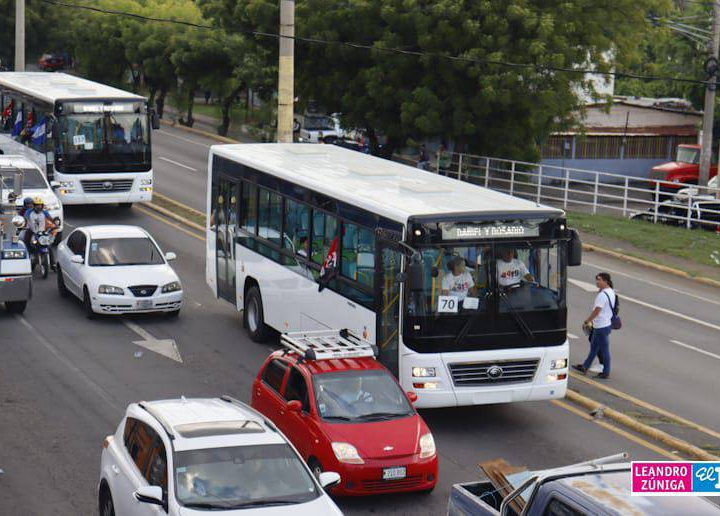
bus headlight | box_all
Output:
[550,359,567,370]
[419,433,436,458]
[412,367,436,378]
[331,442,364,464]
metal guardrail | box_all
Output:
[399,152,720,230]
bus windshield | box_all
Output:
[404,240,566,351]
[55,102,150,173]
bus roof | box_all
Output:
[0,72,145,104]
[210,143,564,223]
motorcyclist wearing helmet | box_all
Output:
[23,197,58,270]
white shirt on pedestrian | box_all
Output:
[496,258,529,287]
[442,270,474,300]
[593,288,616,329]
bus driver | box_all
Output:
[497,247,534,289]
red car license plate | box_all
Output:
[382,467,406,480]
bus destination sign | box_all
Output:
[441,222,540,240]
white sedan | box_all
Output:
[56,225,183,317]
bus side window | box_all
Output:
[239,181,257,234]
[341,222,375,287]
[312,211,337,265]
[284,199,309,253]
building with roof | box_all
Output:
[541,96,702,178]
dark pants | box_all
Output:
[583,325,611,375]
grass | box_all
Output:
[567,211,720,274]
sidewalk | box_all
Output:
[162,105,259,143]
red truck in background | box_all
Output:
[650,144,718,192]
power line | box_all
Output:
[39,0,713,86]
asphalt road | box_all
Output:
[1,126,719,515]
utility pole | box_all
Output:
[14,0,25,71]
[699,0,720,187]
[277,0,295,143]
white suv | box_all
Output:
[99,396,343,515]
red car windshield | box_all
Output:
[676,146,700,164]
[312,370,413,422]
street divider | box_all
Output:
[566,389,719,461]
[160,119,240,144]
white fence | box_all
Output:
[401,152,720,230]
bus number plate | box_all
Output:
[383,467,406,480]
[437,296,458,313]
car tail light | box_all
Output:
[103,436,114,449]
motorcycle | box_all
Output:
[28,229,55,279]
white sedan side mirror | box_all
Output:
[319,471,341,490]
[165,252,177,261]
[70,254,84,264]
[134,485,164,506]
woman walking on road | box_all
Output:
[573,272,618,380]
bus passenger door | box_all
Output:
[216,177,237,304]
[376,239,402,378]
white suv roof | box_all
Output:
[132,397,286,452]
[0,155,41,170]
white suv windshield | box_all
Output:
[174,444,319,509]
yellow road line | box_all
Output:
[570,371,720,441]
[134,205,205,242]
[551,400,680,461]
[153,191,206,218]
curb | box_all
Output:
[566,390,719,461]
[582,243,720,289]
[160,118,240,144]
[153,192,205,218]
[141,200,206,233]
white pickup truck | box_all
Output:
[448,454,720,516]
[0,166,32,314]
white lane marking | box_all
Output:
[568,333,579,339]
[569,278,720,333]
[16,315,122,411]
[159,156,197,171]
[124,321,183,363]
[670,339,720,361]
[155,129,211,148]
[578,260,720,307]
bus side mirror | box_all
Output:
[151,111,160,130]
[568,229,582,266]
[408,257,425,291]
[51,123,59,139]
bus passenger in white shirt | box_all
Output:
[496,248,534,289]
[442,256,476,301]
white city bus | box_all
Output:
[0,72,158,207]
[206,144,582,408]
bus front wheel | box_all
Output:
[244,286,270,343]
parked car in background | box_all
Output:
[297,113,340,143]
[56,225,183,317]
[674,175,718,201]
[99,397,343,515]
[252,330,438,496]
[630,198,720,229]
[37,53,65,71]
[650,144,718,193]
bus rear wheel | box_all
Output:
[244,286,270,343]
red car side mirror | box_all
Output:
[406,391,418,404]
[287,400,302,412]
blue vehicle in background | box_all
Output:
[1,164,32,313]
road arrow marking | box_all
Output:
[124,321,183,363]
[568,278,720,333]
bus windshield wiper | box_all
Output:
[454,291,492,345]
[499,291,535,340]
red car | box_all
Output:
[38,53,65,71]
[251,332,438,496]
[650,144,718,192]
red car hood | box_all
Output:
[652,162,695,173]
[324,415,424,459]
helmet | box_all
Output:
[32,196,44,205]
[23,197,33,206]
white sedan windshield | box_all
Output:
[88,237,164,266]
